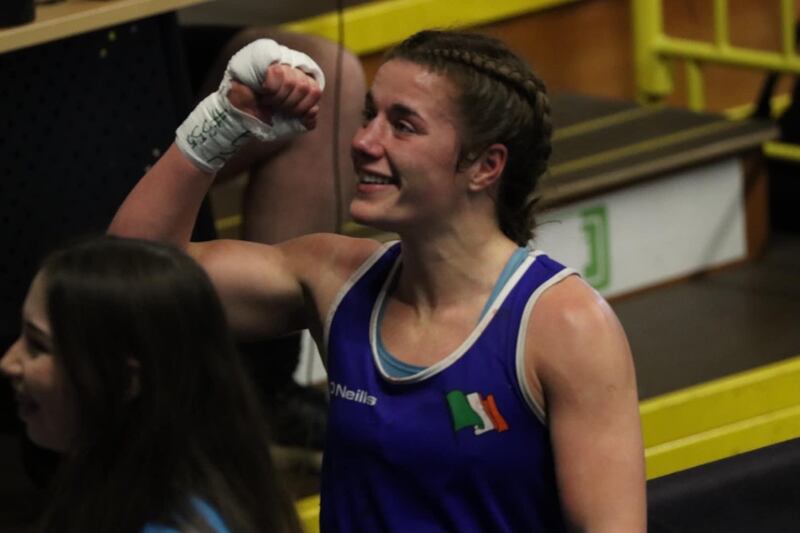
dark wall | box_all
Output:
[0,13,192,429]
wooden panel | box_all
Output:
[359,0,634,99]
[659,0,800,112]
[356,0,798,114]
[0,0,211,54]
[742,151,770,259]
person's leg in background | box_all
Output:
[205,27,363,246]
[183,26,366,457]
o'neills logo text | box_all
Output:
[329,381,378,406]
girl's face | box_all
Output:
[350,59,474,233]
[0,273,75,452]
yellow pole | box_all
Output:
[686,60,705,111]
[713,0,729,49]
[781,0,796,58]
[632,0,672,103]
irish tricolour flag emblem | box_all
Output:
[446,390,509,435]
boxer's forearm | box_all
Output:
[109,143,213,246]
[109,38,324,245]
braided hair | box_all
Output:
[386,30,552,245]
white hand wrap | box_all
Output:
[175,39,326,174]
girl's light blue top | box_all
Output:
[141,498,229,533]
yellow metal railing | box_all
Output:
[632,0,800,162]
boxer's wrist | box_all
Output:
[175,92,250,174]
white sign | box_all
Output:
[533,158,747,297]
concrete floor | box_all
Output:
[614,231,800,400]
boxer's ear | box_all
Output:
[467,144,507,192]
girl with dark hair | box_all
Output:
[0,236,301,533]
[111,30,646,531]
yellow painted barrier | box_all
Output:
[296,494,321,533]
[214,213,242,234]
[282,0,577,55]
[645,404,800,479]
[763,140,800,162]
[723,93,792,121]
[641,355,800,478]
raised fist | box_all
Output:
[226,63,321,131]
[175,39,325,173]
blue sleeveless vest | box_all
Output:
[321,242,575,532]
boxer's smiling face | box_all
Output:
[349,59,472,233]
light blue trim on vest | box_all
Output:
[479,247,530,318]
[377,247,529,378]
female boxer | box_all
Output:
[111,30,646,531]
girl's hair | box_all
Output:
[38,235,300,533]
[386,30,552,245]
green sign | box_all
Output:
[580,205,610,290]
